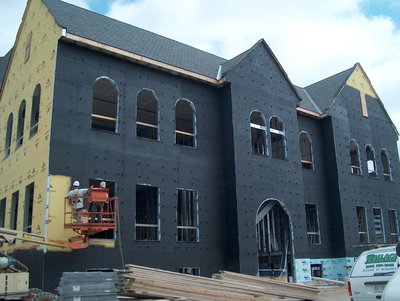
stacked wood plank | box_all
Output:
[213,271,319,300]
[117,264,320,301]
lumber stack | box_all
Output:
[213,270,319,300]
[117,264,319,301]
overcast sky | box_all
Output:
[1,0,400,141]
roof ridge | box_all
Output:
[219,39,263,76]
[43,0,227,61]
[42,0,227,78]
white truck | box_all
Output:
[348,244,400,301]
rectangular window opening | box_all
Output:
[23,183,34,233]
[135,184,160,241]
[373,208,385,243]
[177,189,199,242]
[356,206,369,244]
[177,267,200,276]
[388,209,399,243]
[271,133,286,159]
[360,91,369,117]
[24,32,32,64]
[251,127,266,155]
[305,204,321,245]
[367,160,377,178]
[311,264,323,277]
[0,198,6,228]
[10,191,19,231]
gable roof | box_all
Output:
[300,63,398,134]
[0,48,13,89]
[303,65,356,112]
[219,39,302,101]
[42,0,226,79]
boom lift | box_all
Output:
[0,186,119,249]
[0,187,119,300]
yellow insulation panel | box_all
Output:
[346,64,378,99]
[0,0,63,251]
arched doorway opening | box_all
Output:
[256,199,293,280]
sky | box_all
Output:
[1,0,400,142]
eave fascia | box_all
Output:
[61,31,225,87]
[296,107,327,120]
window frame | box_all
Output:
[305,203,321,245]
[0,198,6,228]
[24,31,32,64]
[366,144,378,178]
[91,76,119,133]
[250,110,268,156]
[135,184,160,241]
[16,100,26,148]
[23,183,34,233]
[10,191,19,231]
[388,209,399,243]
[175,99,197,148]
[356,206,369,244]
[299,131,314,170]
[136,88,160,141]
[269,116,287,160]
[176,188,199,242]
[4,113,13,158]
[381,149,392,181]
[349,139,362,175]
[30,84,41,137]
[373,207,385,243]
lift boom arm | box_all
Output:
[0,227,89,249]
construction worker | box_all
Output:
[66,180,88,222]
[89,181,108,222]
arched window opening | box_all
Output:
[136,89,159,140]
[17,100,26,148]
[270,116,286,159]
[30,84,40,137]
[349,140,361,175]
[4,113,13,158]
[175,99,196,147]
[299,132,313,170]
[381,150,392,181]
[256,199,293,280]
[366,145,377,178]
[250,111,267,155]
[92,77,119,132]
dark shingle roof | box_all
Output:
[42,0,226,78]
[303,65,356,112]
[219,44,255,77]
[0,48,13,88]
[294,85,323,114]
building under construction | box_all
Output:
[1,0,400,291]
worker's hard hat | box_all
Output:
[73,180,80,187]
[100,181,106,188]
